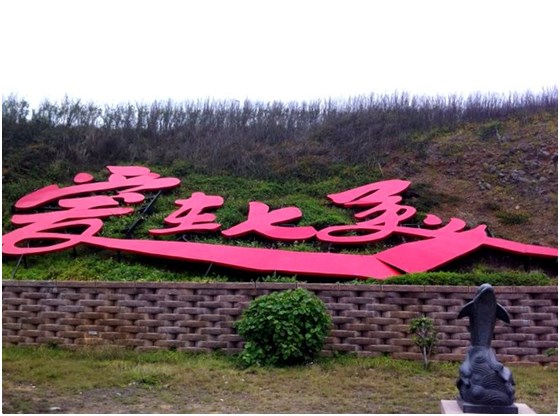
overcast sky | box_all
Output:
[2,0,558,109]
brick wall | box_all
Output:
[2,281,557,364]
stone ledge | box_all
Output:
[440,400,535,414]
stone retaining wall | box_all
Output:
[2,281,557,364]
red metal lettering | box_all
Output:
[150,192,224,235]
[2,166,557,280]
[222,202,316,241]
[14,165,180,210]
[3,195,133,255]
[318,179,416,244]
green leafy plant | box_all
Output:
[350,271,554,286]
[235,288,332,367]
[496,210,530,225]
[409,316,438,370]
[544,348,557,357]
[477,121,503,140]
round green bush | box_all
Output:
[235,288,332,367]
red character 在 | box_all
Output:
[150,192,224,235]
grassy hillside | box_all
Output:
[2,91,557,283]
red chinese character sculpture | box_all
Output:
[14,165,180,210]
[222,202,316,241]
[3,166,557,280]
[150,192,224,235]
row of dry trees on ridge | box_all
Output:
[2,88,558,181]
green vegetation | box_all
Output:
[370,271,556,286]
[496,210,530,225]
[235,289,332,367]
[477,120,503,140]
[409,317,438,369]
[2,346,557,413]
[1,252,228,283]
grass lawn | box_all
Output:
[2,346,557,414]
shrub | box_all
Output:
[235,288,332,367]
[352,271,554,286]
[496,210,530,225]
[477,121,503,140]
[544,348,557,357]
[409,316,438,369]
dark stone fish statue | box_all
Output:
[456,284,517,411]
[458,283,510,347]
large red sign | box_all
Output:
[2,166,557,280]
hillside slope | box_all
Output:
[2,95,557,280]
[383,114,557,248]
